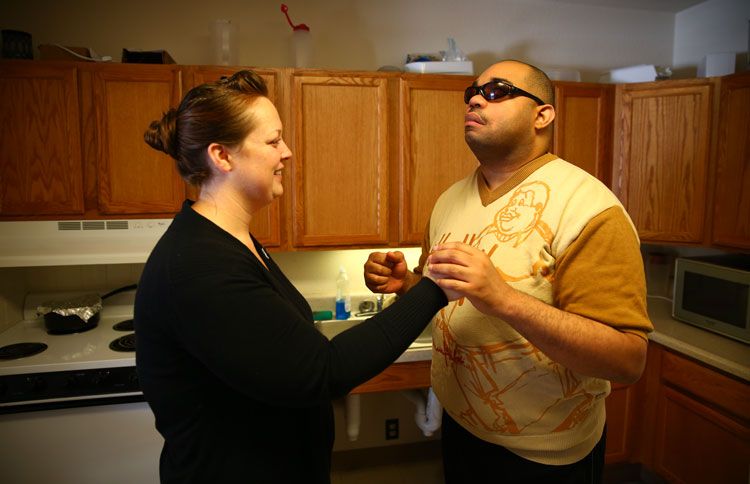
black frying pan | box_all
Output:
[42,284,137,334]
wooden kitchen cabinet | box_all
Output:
[6,61,743,253]
[612,79,716,244]
[604,342,750,481]
[552,82,614,185]
[646,344,750,484]
[398,74,477,245]
[623,343,750,483]
[183,66,286,247]
[348,341,749,483]
[0,60,185,220]
[356,359,644,465]
[604,381,640,464]
[351,360,432,394]
[0,61,85,217]
[290,72,394,247]
[710,72,750,250]
[82,63,185,216]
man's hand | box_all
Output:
[427,242,648,383]
[426,242,510,314]
[364,251,412,295]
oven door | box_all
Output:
[0,396,163,484]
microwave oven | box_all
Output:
[673,255,750,344]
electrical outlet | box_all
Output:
[385,418,399,440]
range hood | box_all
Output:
[0,219,172,268]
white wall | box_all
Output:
[2,0,676,80]
[272,247,422,300]
[0,263,145,330]
[673,0,750,75]
[0,248,422,329]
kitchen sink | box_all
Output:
[314,316,432,349]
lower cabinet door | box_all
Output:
[654,386,750,484]
[604,382,633,463]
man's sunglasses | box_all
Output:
[464,81,545,106]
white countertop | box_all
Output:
[319,296,750,381]
[646,296,750,382]
[313,316,433,364]
[394,344,432,363]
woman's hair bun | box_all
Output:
[144,109,179,159]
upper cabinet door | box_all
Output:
[91,64,184,215]
[711,72,750,250]
[613,79,715,244]
[399,75,477,245]
[552,82,614,185]
[186,66,283,247]
[291,73,391,247]
[0,62,84,217]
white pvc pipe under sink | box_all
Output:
[402,388,442,436]
[344,394,361,441]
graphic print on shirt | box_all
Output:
[433,180,597,435]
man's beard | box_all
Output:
[465,131,511,164]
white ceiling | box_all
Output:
[545,0,706,12]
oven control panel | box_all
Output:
[0,366,140,409]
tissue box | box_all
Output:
[698,53,735,77]
[404,61,474,75]
[600,64,657,83]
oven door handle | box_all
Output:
[0,393,145,415]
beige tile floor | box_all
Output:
[331,459,444,484]
[331,443,661,484]
[331,441,443,484]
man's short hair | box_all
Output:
[524,64,555,107]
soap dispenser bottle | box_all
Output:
[335,266,351,320]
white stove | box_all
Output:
[0,289,140,409]
[0,288,162,484]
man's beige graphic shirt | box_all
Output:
[416,154,653,465]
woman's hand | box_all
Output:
[426,242,514,316]
[364,251,412,295]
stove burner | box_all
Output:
[109,333,135,352]
[46,320,98,335]
[0,342,48,360]
[113,319,134,331]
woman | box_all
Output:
[135,70,449,484]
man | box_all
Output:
[364,60,652,483]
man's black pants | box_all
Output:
[442,411,607,484]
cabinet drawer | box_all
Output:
[660,349,750,422]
